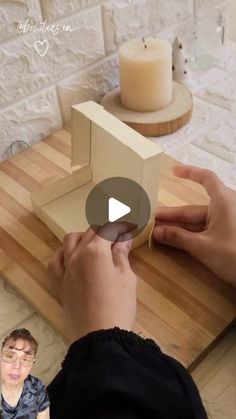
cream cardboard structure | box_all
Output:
[31,101,163,248]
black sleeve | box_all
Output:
[47,328,207,419]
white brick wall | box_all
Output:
[0,0,230,161]
[102,0,160,54]
[194,0,229,12]
[0,8,105,109]
[0,0,43,43]
[0,88,62,161]
[58,55,119,125]
[41,0,102,20]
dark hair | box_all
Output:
[1,329,38,356]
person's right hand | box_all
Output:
[48,223,137,343]
[153,165,236,287]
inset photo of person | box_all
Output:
[0,328,50,418]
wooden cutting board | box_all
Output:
[0,128,235,370]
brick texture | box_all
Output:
[0,0,42,43]
[0,88,62,160]
[194,0,229,13]
[102,0,161,54]
[41,0,101,20]
[102,0,193,54]
[58,55,119,125]
[0,7,105,110]
[0,0,232,161]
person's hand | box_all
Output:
[48,224,137,343]
[153,164,236,287]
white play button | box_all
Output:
[108,197,131,222]
[86,177,151,242]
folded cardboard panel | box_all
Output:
[31,101,163,247]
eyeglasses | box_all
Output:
[1,351,36,367]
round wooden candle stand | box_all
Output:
[101,81,193,137]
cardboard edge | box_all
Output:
[30,165,92,208]
[30,165,93,242]
[132,222,154,250]
[71,106,91,169]
[72,101,163,159]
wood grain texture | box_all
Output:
[101,82,193,137]
[192,324,236,419]
[0,128,235,369]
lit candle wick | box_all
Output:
[142,37,147,49]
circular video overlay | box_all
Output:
[85,177,151,242]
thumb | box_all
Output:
[112,234,132,270]
[153,225,203,257]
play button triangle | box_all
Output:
[108,197,131,222]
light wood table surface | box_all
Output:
[0,128,235,370]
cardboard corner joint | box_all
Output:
[31,101,163,248]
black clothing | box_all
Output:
[47,328,207,418]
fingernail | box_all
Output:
[126,240,132,250]
[122,233,132,249]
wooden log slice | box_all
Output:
[101,81,193,137]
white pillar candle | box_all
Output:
[119,38,172,112]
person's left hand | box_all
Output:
[48,224,137,343]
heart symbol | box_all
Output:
[34,40,49,57]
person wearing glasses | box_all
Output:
[0,329,50,418]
